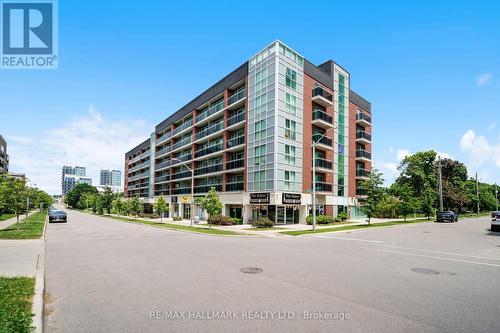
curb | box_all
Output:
[32,215,47,333]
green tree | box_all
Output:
[127,195,142,218]
[64,183,97,209]
[112,197,125,216]
[1,177,28,229]
[359,169,385,225]
[438,158,469,211]
[375,193,399,218]
[154,197,169,223]
[101,187,114,214]
[199,187,223,222]
[393,183,419,221]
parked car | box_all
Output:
[491,211,500,232]
[49,210,67,223]
[436,211,458,222]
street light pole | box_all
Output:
[172,158,194,227]
[438,156,443,211]
[495,183,498,211]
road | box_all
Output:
[45,209,500,332]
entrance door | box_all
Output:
[276,207,285,224]
[285,207,295,224]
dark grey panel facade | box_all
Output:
[349,90,371,113]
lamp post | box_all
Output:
[311,126,336,231]
[172,157,194,227]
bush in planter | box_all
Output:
[251,217,274,228]
[207,215,235,226]
[337,212,348,221]
[232,218,243,225]
[306,215,335,225]
[173,216,182,221]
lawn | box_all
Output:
[0,211,47,239]
[0,276,35,333]
[281,219,429,236]
[0,213,15,222]
[107,215,242,236]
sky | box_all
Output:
[0,0,499,194]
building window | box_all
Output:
[286,68,297,90]
[254,93,268,114]
[255,120,266,140]
[284,144,296,165]
[284,171,295,190]
[285,93,296,114]
[254,145,266,165]
[255,68,268,92]
[285,119,296,140]
[254,171,266,190]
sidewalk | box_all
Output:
[0,211,37,231]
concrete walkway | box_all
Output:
[0,211,37,231]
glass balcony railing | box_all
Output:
[155,175,169,183]
[194,184,222,194]
[172,137,192,151]
[226,158,244,170]
[356,131,372,142]
[312,134,332,147]
[171,187,191,195]
[356,150,371,160]
[194,163,222,176]
[156,131,172,143]
[356,169,370,178]
[356,112,372,124]
[314,182,332,192]
[312,87,333,102]
[172,120,192,136]
[128,161,150,173]
[226,135,245,148]
[312,109,333,124]
[195,121,224,141]
[227,111,245,127]
[315,158,333,169]
[194,142,223,158]
[227,88,246,106]
[156,146,170,157]
[155,160,170,170]
[225,182,244,191]
[171,171,192,180]
[195,100,224,123]
[356,188,367,196]
[171,154,192,165]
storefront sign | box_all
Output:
[282,193,301,205]
[250,193,270,204]
[181,196,190,203]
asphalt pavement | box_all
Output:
[44,209,500,333]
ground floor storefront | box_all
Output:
[144,192,363,225]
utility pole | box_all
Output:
[438,156,443,211]
[495,183,498,211]
[25,195,29,224]
[476,172,480,214]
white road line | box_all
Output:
[363,247,500,268]
[375,245,500,261]
[315,236,383,243]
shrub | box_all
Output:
[138,212,160,219]
[306,215,335,225]
[173,216,182,221]
[207,215,235,226]
[252,217,274,228]
[337,212,348,221]
[232,218,243,225]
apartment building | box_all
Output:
[61,165,92,195]
[0,135,8,174]
[124,41,372,224]
[100,169,122,187]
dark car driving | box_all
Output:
[436,211,458,222]
[49,210,67,223]
[491,211,500,232]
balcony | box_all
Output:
[194,184,222,194]
[129,151,150,164]
[356,150,372,161]
[356,112,371,127]
[171,170,192,180]
[171,154,192,165]
[227,88,246,109]
[356,169,370,179]
[128,161,150,173]
[227,111,245,128]
[195,100,224,125]
[155,160,170,170]
[156,146,170,158]
[155,175,169,183]
[314,182,332,192]
[171,187,191,195]
[312,134,333,149]
[312,87,333,107]
[226,158,244,170]
[314,158,333,170]
[194,142,223,159]
[128,173,149,182]
[356,188,367,197]
[127,182,149,190]
[226,182,244,192]
[195,121,224,142]
[312,109,333,129]
[156,131,172,145]
[356,131,372,144]
[172,137,192,151]
[172,120,193,138]
[226,135,245,149]
[194,163,222,176]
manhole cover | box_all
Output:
[241,267,263,274]
[411,268,439,275]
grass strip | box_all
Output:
[0,213,16,222]
[0,276,35,333]
[0,211,47,239]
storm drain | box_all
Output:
[411,268,439,275]
[241,267,263,274]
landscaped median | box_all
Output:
[0,211,47,240]
[0,276,36,333]
[280,219,430,236]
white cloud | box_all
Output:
[488,122,496,132]
[436,151,453,159]
[476,73,493,86]
[388,146,394,154]
[396,149,411,161]
[6,106,151,194]
[6,135,33,145]
[459,129,500,168]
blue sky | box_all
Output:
[1,0,499,194]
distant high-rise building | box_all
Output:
[0,135,9,174]
[100,169,121,187]
[61,165,91,195]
